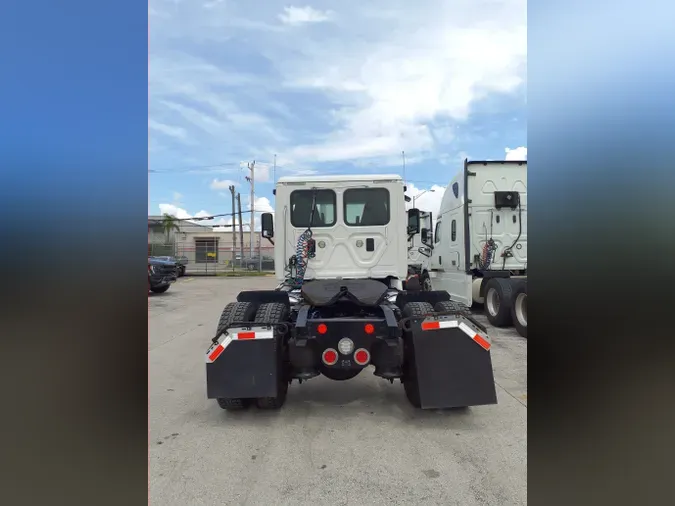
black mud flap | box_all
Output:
[206,326,279,399]
[408,316,498,409]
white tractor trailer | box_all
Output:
[428,159,528,337]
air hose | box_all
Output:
[292,229,313,286]
[479,238,498,270]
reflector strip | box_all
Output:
[236,330,274,340]
[208,345,225,362]
[459,322,491,351]
[206,336,232,363]
[206,327,275,363]
[421,320,458,330]
[420,318,491,351]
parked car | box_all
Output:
[153,255,188,277]
[148,257,178,293]
[244,256,275,271]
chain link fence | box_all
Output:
[148,241,275,276]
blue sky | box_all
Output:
[148,0,527,228]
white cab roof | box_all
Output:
[277,174,403,183]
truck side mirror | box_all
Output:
[261,213,274,239]
[407,209,420,234]
[421,228,430,244]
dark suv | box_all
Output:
[154,255,188,277]
[148,257,178,293]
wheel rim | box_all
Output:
[515,292,527,327]
[486,287,500,316]
[423,277,432,291]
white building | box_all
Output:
[148,216,271,272]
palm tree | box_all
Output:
[162,213,180,244]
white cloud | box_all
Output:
[158,204,193,220]
[210,178,238,190]
[149,0,527,176]
[279,6,333,26]
[148,119,188,140]
[505,146,527,160]
[252,196,274,213]
[405,183,447,219]
[275,2,527,164]
[158,204,215,225]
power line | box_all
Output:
[148,162,242,174]
[149,209,255,224]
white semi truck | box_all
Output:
[406,210,434,291]
[205,174,499,411]
[428,159,527,337]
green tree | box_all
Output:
[162,213,180,244]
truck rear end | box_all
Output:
[466,160,527,274]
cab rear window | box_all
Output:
[344,188,390,226]
[290,189,336,227]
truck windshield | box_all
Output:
[290,189,336,227]
[344,188,390,226]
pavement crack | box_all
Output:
[494,380,527,408]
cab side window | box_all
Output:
[434,220,442,243]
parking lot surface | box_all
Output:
[149,276,527,506]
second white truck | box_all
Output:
[406,210,434,291]
[427,159,528,337]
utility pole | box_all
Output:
[237,192,245,262]
[229,185,236,269]
[245,160,255,259]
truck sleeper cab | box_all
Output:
[429,159,527,332]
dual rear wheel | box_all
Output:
[215,301,289,411]
[484,278,527,338]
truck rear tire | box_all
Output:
[401,301,435,408]
[511,281,527,338]
[484,278,514,327]
[150,285,170,294]
[253,302,290,410]
[434,300,464,314]
[214,301,258,411]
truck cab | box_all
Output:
[406,210,434,290]
[430,159,527,319]
[269,174,410,288]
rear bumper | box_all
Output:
[289,307,403,378]
[150,269,176,281]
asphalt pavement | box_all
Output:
[149,276,527,506]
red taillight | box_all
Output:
[364,323,375,334]
[322,348,338,365]
[317,323,328,335]
[354,348,370,366]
